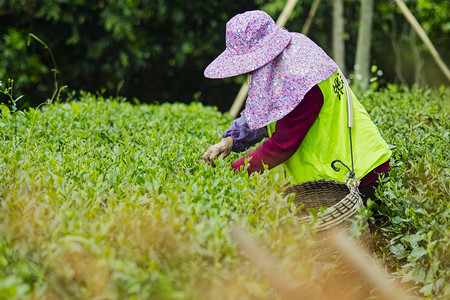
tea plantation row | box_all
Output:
[365,85,449,298]
[0,85,448,299]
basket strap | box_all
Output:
[331,69,357,184]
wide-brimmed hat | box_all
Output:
[204,10,291,79]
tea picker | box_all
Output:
[202,11,392,223]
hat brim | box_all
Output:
[204,29,291,79]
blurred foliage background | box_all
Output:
[0,0,448,111]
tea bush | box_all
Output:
[362,85,449,298]
[0,85,448,299]
[0,93,319,299]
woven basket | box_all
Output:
[284,179,372,249]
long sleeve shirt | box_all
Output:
[222,113,268,152]
[223,85,389,188]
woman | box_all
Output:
[202,10,391,201]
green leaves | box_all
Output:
[0,93,312,299]
[0,275,30,300]
[0,86,448,298]
[363,85,450,297]
[401,234,424,249]
[0,0,246,109]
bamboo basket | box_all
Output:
[284,179,372,250]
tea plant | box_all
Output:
[0,85,448,299]
[361,85,449,298]
[0,79,23,113]
[0,93,319,299]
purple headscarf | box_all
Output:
[243,33,338,130]
[204,10,338,130]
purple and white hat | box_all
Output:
[243,33,338,130]
[205,10,339,130]
[204,10,291,78]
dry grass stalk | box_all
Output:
[230,224,317,300]
[331,229,411,300]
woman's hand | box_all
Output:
[203,136,234,166]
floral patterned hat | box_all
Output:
[243,33,338,130]
[204,10,291,78]
[205,10,338,130]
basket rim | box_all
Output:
[284,179,363,231]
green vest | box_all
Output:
[267,71,391,184]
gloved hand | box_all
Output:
[203,136,234,166]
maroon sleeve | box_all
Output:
[359,159,391,187]
[231,85,324,174]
